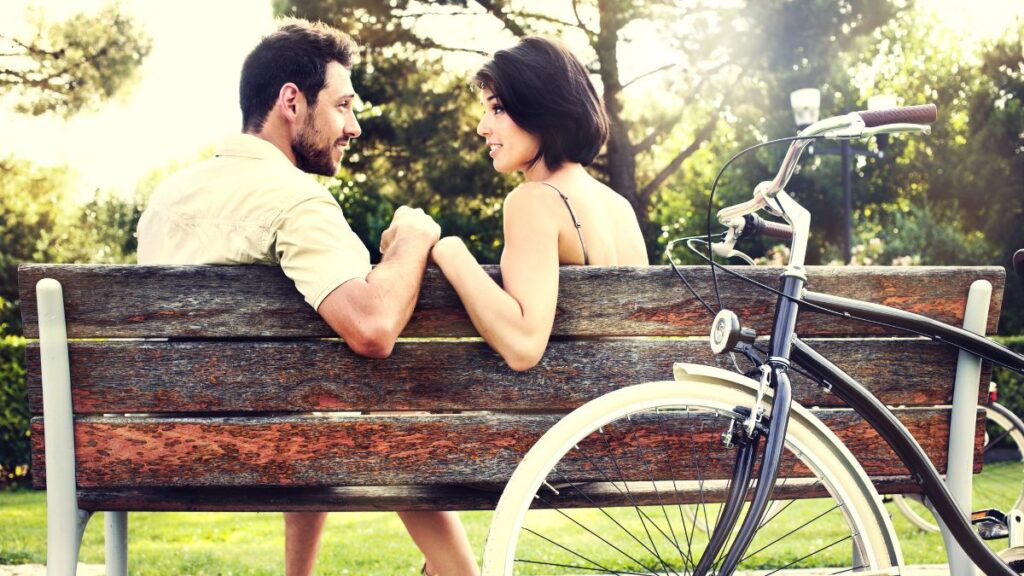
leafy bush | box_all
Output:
[993,336,1024,419]
[0,334,29,488]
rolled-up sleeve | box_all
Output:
[274,193,372,310]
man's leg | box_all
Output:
[398,510,479,576]
[285,511,328,576]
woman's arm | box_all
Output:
[431,185,561,371]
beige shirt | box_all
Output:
[137,134,371,310]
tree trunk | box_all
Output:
[595,1,652,244]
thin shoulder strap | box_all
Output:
[539,182,589,266]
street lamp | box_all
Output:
[790,88,894,264]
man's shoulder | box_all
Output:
[149,154,332,210]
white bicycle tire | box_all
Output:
[482,368,904,575]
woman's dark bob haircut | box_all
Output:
[473,37,609,171]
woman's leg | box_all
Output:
[398,511,479,576]
[284,511,328,576]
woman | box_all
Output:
[431,37,648,371]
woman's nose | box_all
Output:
[477,114,490,137]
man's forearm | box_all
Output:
[364,234,432,338]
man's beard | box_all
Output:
[292,109,341,177]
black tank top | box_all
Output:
[538,182,589,266]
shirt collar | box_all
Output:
[215,133,295,166]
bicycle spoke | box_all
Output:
[985,428,1013,453]
[546,468,678,569]
[627,418,682,576]
[741,503,844,562]
[521,527,632,576]
[757,458,800,531]
[761,533,855,575]
[598,426,677,574]
[513,558,652,576]
[530,495,663,574]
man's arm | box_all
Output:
[316,206,439,358]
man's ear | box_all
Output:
[277,83,304,125]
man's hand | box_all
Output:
[379,205,441,256]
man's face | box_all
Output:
[292,61,362,177]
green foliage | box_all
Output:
[833,202,997,266]
[0,157,142,334]
[0,335,28,488]
[0,157,71,334]
[0,4,152,117]
[993,336,1024,420]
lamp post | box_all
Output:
[789,89,894,264]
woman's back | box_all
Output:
[530,167,648,267]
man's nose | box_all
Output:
[346,113,362,139]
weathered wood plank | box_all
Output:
[31,409,981,489]
[18,264,1005,339]
[25,338,984,414]
[73,476,923,512]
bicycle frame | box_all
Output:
[763,292,1021,576]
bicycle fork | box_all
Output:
[693,365,794,576]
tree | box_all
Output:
[280,0,901,260]
[0,3,151,117]
[0,4,150,334]
[964,24,1024,333]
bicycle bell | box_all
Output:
[710,309,756,355]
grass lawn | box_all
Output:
[0,462,1019,574]
[0,492,493,575]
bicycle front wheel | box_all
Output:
[483,371,903,575]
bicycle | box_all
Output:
[893,381,1024,534]
[482,103,1024,575]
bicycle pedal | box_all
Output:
[973,508,1010,540]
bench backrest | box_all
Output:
[18,264,1005,511]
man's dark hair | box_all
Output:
[472,36,609,171]
[240,18,357,133]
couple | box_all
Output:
[137,18,646,576]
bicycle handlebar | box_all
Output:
[716,103,937,229]
[738,214,794,241]
[857,103,937,128]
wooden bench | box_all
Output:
[18,263,1005,573]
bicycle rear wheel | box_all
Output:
[483,369,903,575]
[892,401,1024,534]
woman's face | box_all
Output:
[476,88,541,175]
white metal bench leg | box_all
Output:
[105,512,128,576]
[38,278,88,576]
[941,279,991,576]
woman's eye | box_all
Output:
[494,106,505,115]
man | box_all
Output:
[137,19,478,576]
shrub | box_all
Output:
[993,336,1024,418]
[0,334,29,488]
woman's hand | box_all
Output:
[430,235,465,265]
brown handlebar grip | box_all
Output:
[858,104,937,127]
[761,220,794,240]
